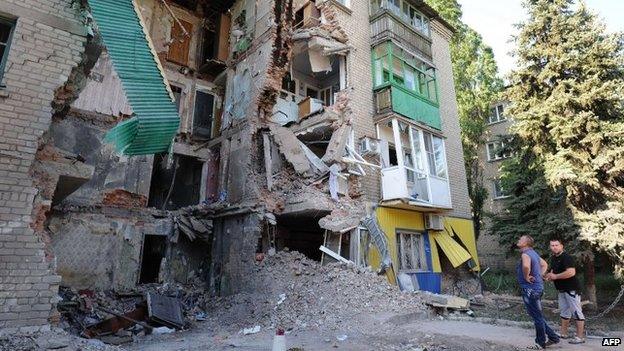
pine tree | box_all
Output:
[499,0,624,283]
[426,0,503,239]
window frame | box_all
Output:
[487,103,507,124]
[493,179,509,199]
[192,88,217,139]
[0,17,16,86]
[396,230,429,272]
[486,140,511,162]
[371,41,439,105]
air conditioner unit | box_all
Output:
[424,214,444,231]
[359,137,381,155]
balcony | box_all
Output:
[370,9,432,61]
[377,117,451,209]
[375,85,440,130]
[372,41,440,130]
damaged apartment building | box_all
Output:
[0,0,480,330]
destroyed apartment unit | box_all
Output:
[0,0,480,333]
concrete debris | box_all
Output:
[202,250,429,332]
[318,207,364,233]
[322,125,350,164]
[175,214,213,242]
[0,328,120,351]
[422,292,471,310]
[269,124,311,174]
[57,286,190,343]
[241,325,261,335]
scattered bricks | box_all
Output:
[102,189,148,208]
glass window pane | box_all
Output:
[433,136,447,178]
[0,22,11,44]
[374,59,383,86]
[497,104,505,119]
[404,66,416,91]
[411,128,424,171]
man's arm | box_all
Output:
[522,253,534,282]
[552,267,576,280]
[539,257,548,275]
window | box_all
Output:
[423,132,447,178]
[486,140,511,161]
[193,90,216,138]
[335,0,351,8]
[493,180,509,199]
[487,103,506,124]
[320,87,333,106]
[0,18,16,85]
[370,0,430,36]
[396,231,428,271]
[372,41,438,104]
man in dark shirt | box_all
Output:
[544,238,585,344]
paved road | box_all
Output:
[416,320,623,351]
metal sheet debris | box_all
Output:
[146,292,185,329]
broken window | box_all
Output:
[148,154,203,210]
[396,231,428,271]
[192,90,216,138]
[167,20,193,66]
[199,14,230,68]
[139,234,167,284]
[294,2,320,29]
[0,17,15,85]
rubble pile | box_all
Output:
[204,250,429,331]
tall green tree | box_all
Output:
[426,0,503,239]
[497,0,624,286]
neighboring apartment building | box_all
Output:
[0,0,479,330]
[476,100,515,270]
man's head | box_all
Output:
[516,235,534,250]
[549,238,564,255]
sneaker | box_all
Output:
[557,333,570,339]
[545,339,560,347]
[568,337,586,344]
[526,344,545,350]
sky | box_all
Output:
[459,0,624,77]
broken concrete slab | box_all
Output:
[269,124,311,174]
[322,124,350,164]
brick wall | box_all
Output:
[430,21,471,219]
[329,1,380,204]
[0,0,86,331]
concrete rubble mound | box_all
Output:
[203,250,429,331]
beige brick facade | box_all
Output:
[0,0,86,331]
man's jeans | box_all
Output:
[521,288,560,347]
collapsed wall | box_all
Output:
[0,0,89,331]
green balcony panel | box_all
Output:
[391,86,441,130]
[89,0,179,155]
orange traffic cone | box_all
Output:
[272,328,286,351]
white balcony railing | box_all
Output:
[381,166,451,208]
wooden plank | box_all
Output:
[217,13,231,61]
[319,245,352,264]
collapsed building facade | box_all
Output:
[0,0,480,331]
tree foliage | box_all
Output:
[426,0,503,238]
[496,0,624,278]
